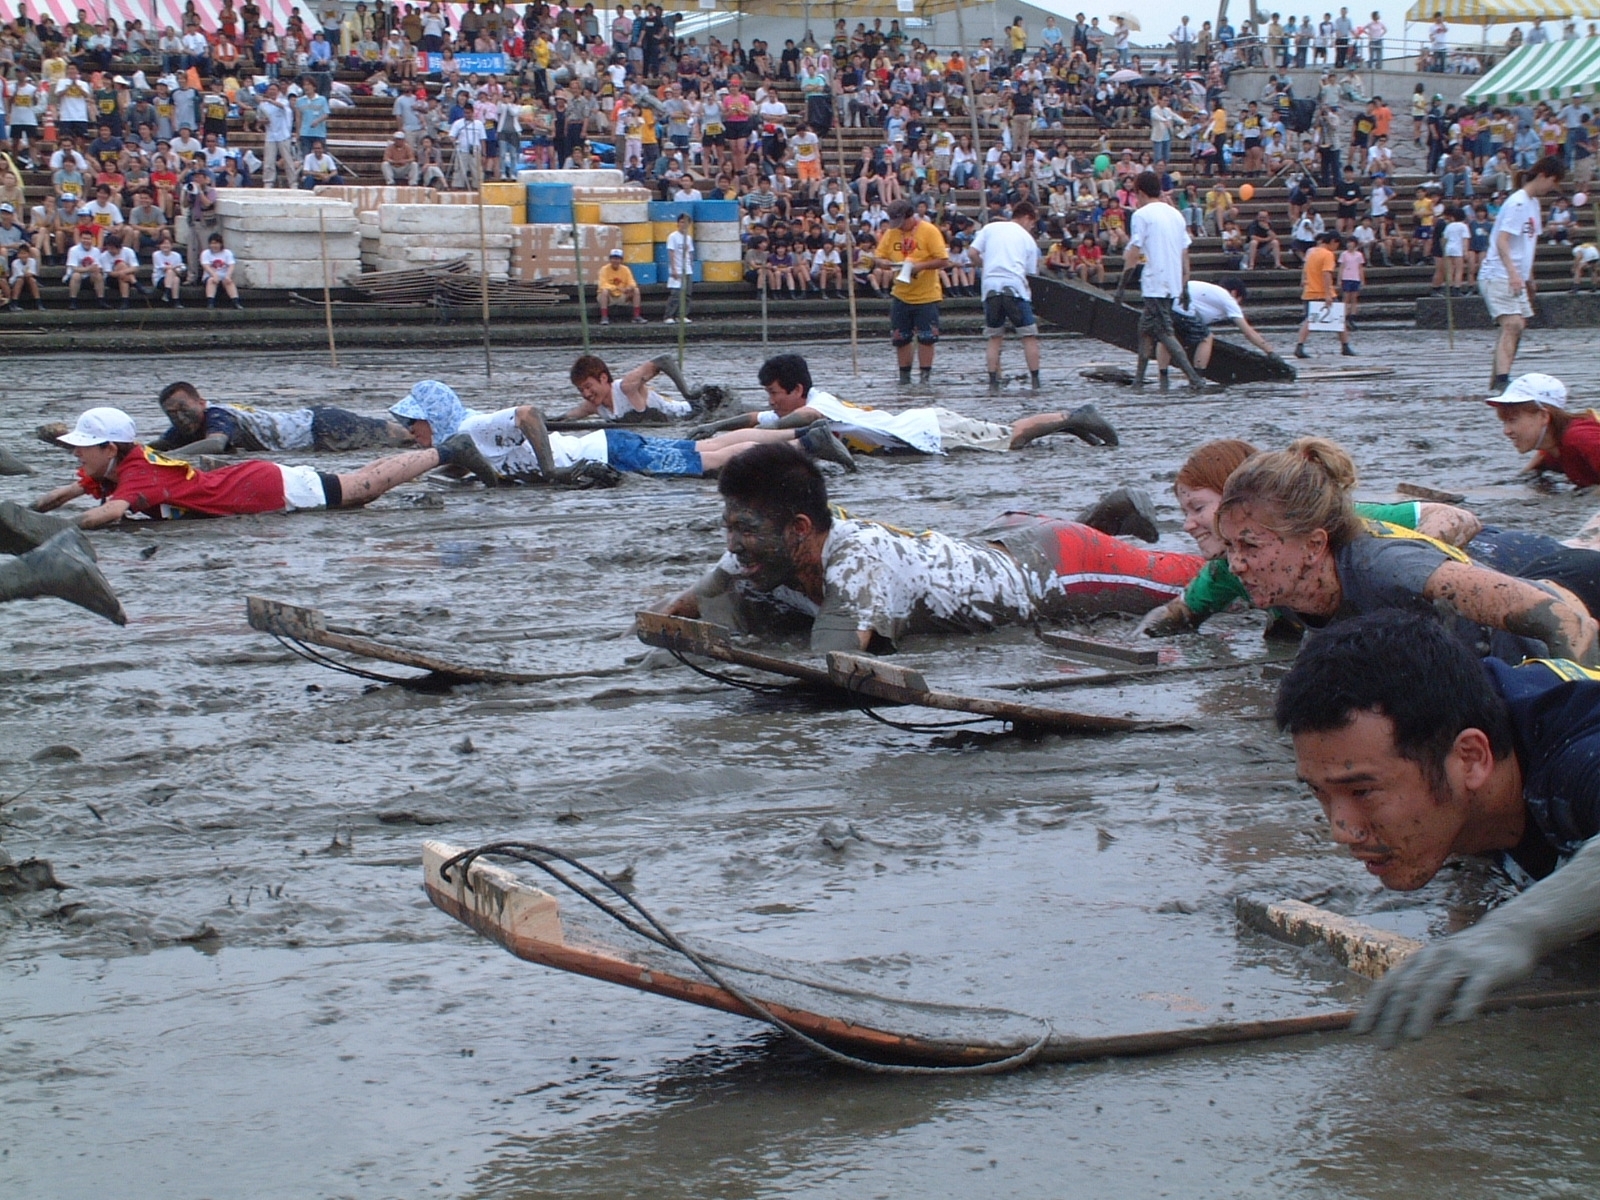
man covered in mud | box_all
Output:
[685,353,1121,455]
[389,379,857,483]
[558,353,721,423]
[1277,610,1600,1044]
[656,442,1205,652]
[29,406,501,527]
[148,381,417,456]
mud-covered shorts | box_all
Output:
[603,429,704,476]
[309,406,401,452]
[890,297,941,346]
[983,290,1039,337]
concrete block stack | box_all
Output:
[365,203,515,279]
[313,184,439,212]
[214,190,361,290]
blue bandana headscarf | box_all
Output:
[389,380,473,442]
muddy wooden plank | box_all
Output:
[1040,631,1161,666]
[1236,896,1423,980]
[633,611,833,686]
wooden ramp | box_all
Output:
[1031,273,1298,387]
[636,611,1180,734]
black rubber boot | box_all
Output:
[650,353,703,401]
[0,500,75,556]
[1061,404,1120,447]
[797,421,857,472]
[436,433,502,487]
[1077,486,1160,543]
[0,528,127,624]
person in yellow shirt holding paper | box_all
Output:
[872,199,951,385]
[596,248,644,324]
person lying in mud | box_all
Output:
[654,442,1204,653]
[684,352,1120,453]
[389,380,857,484]
[0,500,126,624]
[1139,437,1600,638]
[28,406,501,528]
[1486,372,1600,490]
[146,381,417,457]
[1278,609,1600,1043]
[1164,437,1598,664]
[557,353,726,424]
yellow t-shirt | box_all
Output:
[876,219,948,305]
[598,262,636,294]
[1008,25,1027,51]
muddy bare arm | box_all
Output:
[1414,502,1483,547]
[32,483,87,513]
[650,565,735,619]
[76,499,131,529]
[1424,561,1599,664]
[160,434,232,458]
[1357,835,1600,1044]
[1134,597,1202,637]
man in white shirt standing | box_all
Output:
[1479,155,1565,395]
[664,211,695,323]
[1121,170,1208,389]
[1171,17,1196,70]
[969,198,1043,391]
[259,82,297,188]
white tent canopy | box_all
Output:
[1463,37,1600,105]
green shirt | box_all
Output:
[1182,500,1421,618]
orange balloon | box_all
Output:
[1239,183,1256,201]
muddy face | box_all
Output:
[1175,483,1225,558]
[158,392,207,437]
[1216,502,1327,610]
[1292,710,1466,891]
[1495,404,1550,455]
[721,499,799,592]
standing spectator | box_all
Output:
[1429,15,1448,73]
[1172,17,1196,70]
[449,107,486,188]
[54,66,94,141]
[969,199,1043,391]
[1149,95,1177,167]
[1333,6,1353,66]
[663,211,695,323]
[1007,17,1028,65]
[1294,230,1353,357]
[1337,234,1366,319]
[1365,10,1386,68]
[1479,156,1564,394]
[1122,169,1206,389]
[260,82,297,188]
[295,78,330,157]
[873,198,950,386]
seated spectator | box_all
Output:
[300,138,343,188]
[101,233,146,308]
[1245,210,1284,268]
[596,249,644,324]
[200,233,242,310]
[64,228,108,309]
[152,234,185,306]
[7,242,44,311]
[382,132,418,184]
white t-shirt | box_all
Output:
[1479,187,1542,281]
[969,219,1040,299]
[54,78,92,122]
[1127,199,1190,298]
[261,96,294,142]
[66,244,104,273]
[457,407,609,474]
[1173,279,1243,324]
[201,248,236,275]
[153,248,186,274]
[105,246,139,272]
[757,389,944,454]
[10,256,38,280]
[602,379,691,420]
[665,230,694,287]
[1442,220,1469,257]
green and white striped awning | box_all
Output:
[1464,38,1600,105]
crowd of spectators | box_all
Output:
[0,2,1593,307]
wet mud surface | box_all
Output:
[6,330,1600,1198]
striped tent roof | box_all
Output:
[1405,0,1583,24]
[0,0,309,35]
[1464,37,1600,105]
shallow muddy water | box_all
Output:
[5,329,1600,1198]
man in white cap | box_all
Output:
[381,130,418,185]
[594,247,644,326]
[1486,372,1600,490]
[30,406,502,528]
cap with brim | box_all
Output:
[59,407,137,446]
[393,131,407,138]
[1486,372,1567,409]
[0,204,12,213]
[389,391,431,422]
[609,247,624,256]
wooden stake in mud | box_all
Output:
[317,206,338,369]
[570,209,590,354]
[1445,268,1455,349]
[676,254,689,372]
[760,273,769,346]
[477,161,493,380]
[834,117,859,375]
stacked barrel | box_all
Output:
[693,198,743,284]
[578,189,655,285]
[525,179,574,226]
[481,181,527,225]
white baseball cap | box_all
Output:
[58,407,137,446]
[1486,373,1567,409]
[609,247,623,257]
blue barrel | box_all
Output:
[527,203,575,225]
[692,199,740,223]
[647,200,696,221]
[527,182,574,207]
[629,262,659,285]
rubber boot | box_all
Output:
[1060,404,1120,447]
[988,371,1001,392]
[436,433,502,487]
[0,528,127,624]
[797,420,857,472]
[1029,370,1041,390]
[1077,486,1160,543]
[918,366,932,385]
[898,366,912,385]
[0,444,34,476]
[0,499,75,556]
[650,353,703,401]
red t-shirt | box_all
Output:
[1538,415,1600,488]
[81,446,288,518]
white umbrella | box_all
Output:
[1109,68,1141,81]
[1109,11,1142,30]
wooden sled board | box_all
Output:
[637,612,1181,733]
[247,595,605,685]
[1031,273,1298,387]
